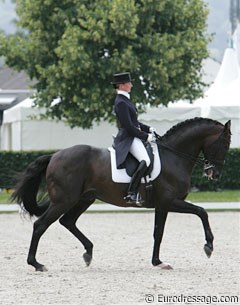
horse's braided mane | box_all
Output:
[161,117,222,141]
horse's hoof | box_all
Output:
[83,252,92,267]
[36,265,48,272]
[158,262,173,270]
[204,244,213,258]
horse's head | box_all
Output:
[202,120,231,180]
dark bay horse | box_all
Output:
[12,118,231,271]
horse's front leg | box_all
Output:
[169,199,214,258]
[152,209,173,269]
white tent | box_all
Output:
[139,104,201,137]
[193,46,240,147]
[233,23,240,64]
[195,47,240,107]
[2,98,117,150]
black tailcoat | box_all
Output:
[114,94,150,169]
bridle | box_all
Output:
[202,128,231,170]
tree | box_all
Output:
[0,0,210,128]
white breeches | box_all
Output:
[129,137,150,167]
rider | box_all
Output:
[111,72,155,206]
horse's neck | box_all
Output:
[164,125,211,157]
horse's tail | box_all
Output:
[11,155,52,217]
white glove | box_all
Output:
[149,127,156,133]
[147,133,154,142]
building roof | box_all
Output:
[0,65,35,90]
[0,65,35,114]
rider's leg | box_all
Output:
[125,138,150,205]
[129,137,151,167]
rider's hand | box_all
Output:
[147,133,154,142]
[149,127,156,133]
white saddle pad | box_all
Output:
[108,142,161,183]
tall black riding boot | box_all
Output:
[124,160,148,206]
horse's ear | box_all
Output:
[224,120,231,132]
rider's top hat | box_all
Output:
[111,72,133,85]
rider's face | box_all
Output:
[119,82,133,93]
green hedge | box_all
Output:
[0,150,56,189]
[0,149,239,190]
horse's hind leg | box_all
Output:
[59,200,94,267]
[27,203,68,271]
[169,199,214,258]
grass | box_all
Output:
[0,191,13,204]
[0,189,239,204]
[186,190,240,202]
